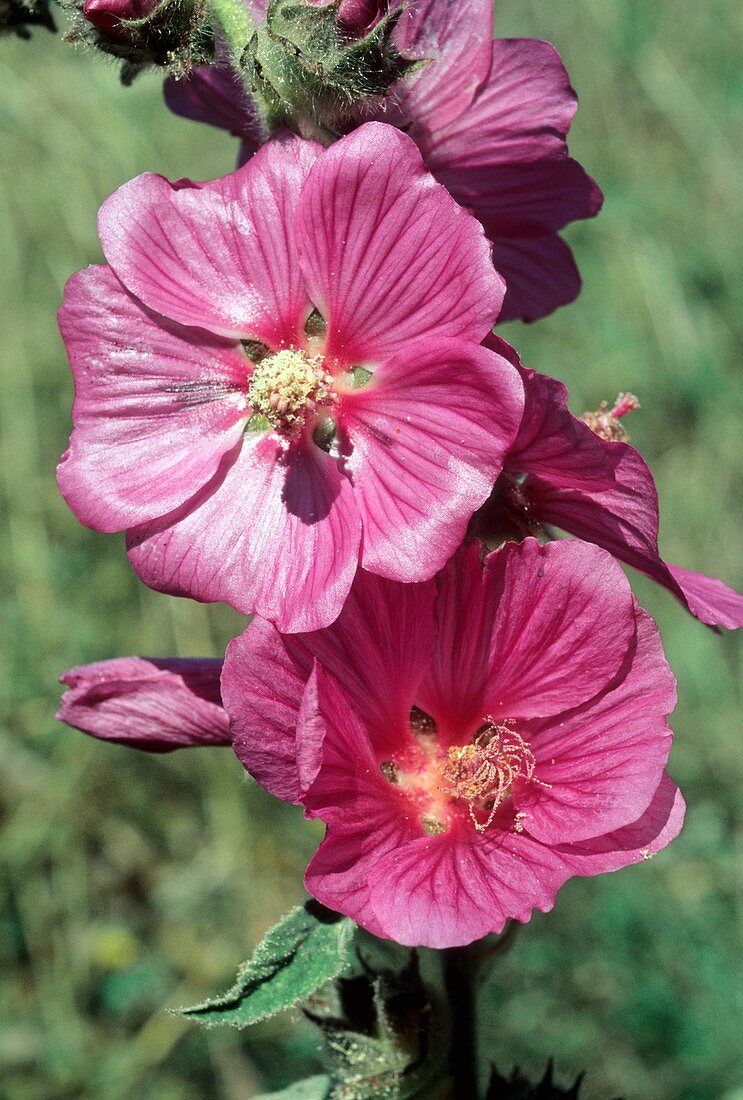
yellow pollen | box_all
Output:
[439,723,538,833]
[248,348,333,436]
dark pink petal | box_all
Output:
[98,135,319,345]
[393,0,493,131]
[58,657,229,752]
[340,339,524,580]
[552,774,685,874]
[501,353,616,491]
[164,66,263,150]
[419,539,636,738]
[527,445,743,629]
[518,608,676,844]
[57,266,248,532]
[421,38,579,168]
[366,774,684,947]
[302,667,421,937]
[365,825,570,948]
[225,568,437,796]
[224,618,311,803]
[421,39,602,234]
[491,233,583,324]
[665,564,743,630]
[297,123,503,364]
[127,433,361,632]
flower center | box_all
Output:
[582,391,640,443]
[382,714,540,836]
[247,349,334,437]
[440,722,537,832]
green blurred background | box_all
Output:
[1,1,741,1096]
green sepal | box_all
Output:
[177,901,355,1028]
[243,0,424,133]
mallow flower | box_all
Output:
[165,0,602,321]
[472,337,743,630]
[57,123,523,632]
[221,538,684,948]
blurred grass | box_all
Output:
[0,1,741,1096]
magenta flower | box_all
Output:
[58,657,229,751]
[165,0,602,321]
[57,123,523,632]
[222,539,684,948]
[475,338,743,630]
[82,0,157,38]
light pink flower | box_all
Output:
[58,657,229,751]
[223,539,684,948]
[57,123,523,632]
[474,337,743,630]
[165,0,602,321]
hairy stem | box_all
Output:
[208,0,254,59]
[443,944,479,1099]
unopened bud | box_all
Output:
[244,0,420,135]
[67,0,212,84]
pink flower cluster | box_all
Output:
[57,0,741,947]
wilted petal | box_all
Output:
[98,136,319,345]
[57,266,248,532]
[297,123,503,364]
[127,433,361,632]
[58,657,229,751]
[340,339,523,580]
[491,233,583,324]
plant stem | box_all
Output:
[208,0,255,60]
[443,944,479,1100]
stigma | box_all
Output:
[248,349,334,437]
[439,722,537,833]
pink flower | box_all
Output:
[165,0,602,321]
[474,337,743,630]
[57,123,523,632]
[58,657,229,751]
[222,539,684,948]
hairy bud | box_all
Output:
[243,0,420,135]
[67,0,213,84]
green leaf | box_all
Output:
[258,1076,333,1099]
[178,901,354,1028]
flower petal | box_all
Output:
[302,666,421,938]
[518,608,676,843]
[491,233,583,324]
[419,539,637,738]
[127,433,361,632]
[297,123,503,364]
[98,135,319,344]
[527,444,743,629]
[393,0,493,131]
[163,66,263,148]
[340,339,523,580]
[57,266,249,532]
[225,567,437,796]
[58,657,229,751]
[365,825,569,948]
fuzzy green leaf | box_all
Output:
[179,901,354,1027]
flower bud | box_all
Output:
[82,0,158,40]
[67,0,213,84]
[244,0,418,135]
